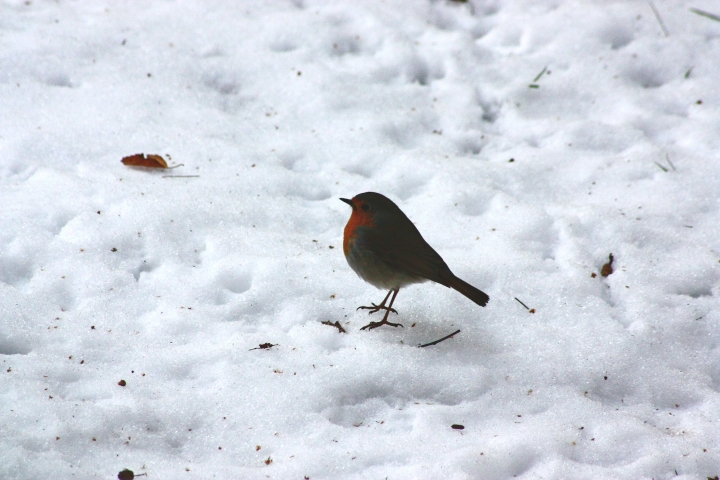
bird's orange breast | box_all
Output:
[343,211,374,255]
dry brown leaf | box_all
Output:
[117,469,134,480]
[601,253,614,277]
[121,153,168,169]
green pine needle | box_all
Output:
[690,7,720,22]
[533,66,548,82]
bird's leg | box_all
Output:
[356,289,398,315]
[360,289,403,330]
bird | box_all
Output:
[340,192,489,330]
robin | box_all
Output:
[340,192,489,330]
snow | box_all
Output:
[1,0,720,478]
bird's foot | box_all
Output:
[360,319,404,331]
[356,303,398,315]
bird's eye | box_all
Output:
[361,204,370,211]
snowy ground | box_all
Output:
[2,0,720,478]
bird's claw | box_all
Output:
[360,319,404,331]
[356,303,398,315]
[356,303,379,311]
[356,290,401,330]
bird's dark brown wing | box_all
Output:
[368,223,490,306]
[362,213,454,287]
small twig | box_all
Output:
[249,343,277,351]
[419,329,461,348]
[654,161,668,172]
[162,175,201,178]
[666,153,676,171]
[649,2,670,36]
[533,66,548,82]
[321,320,346,333]
[168,163,185,169]
[690,7,720,22]
[514,297,530,310]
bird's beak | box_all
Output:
[340,198,353,207]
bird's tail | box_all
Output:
[448,275,489,307]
